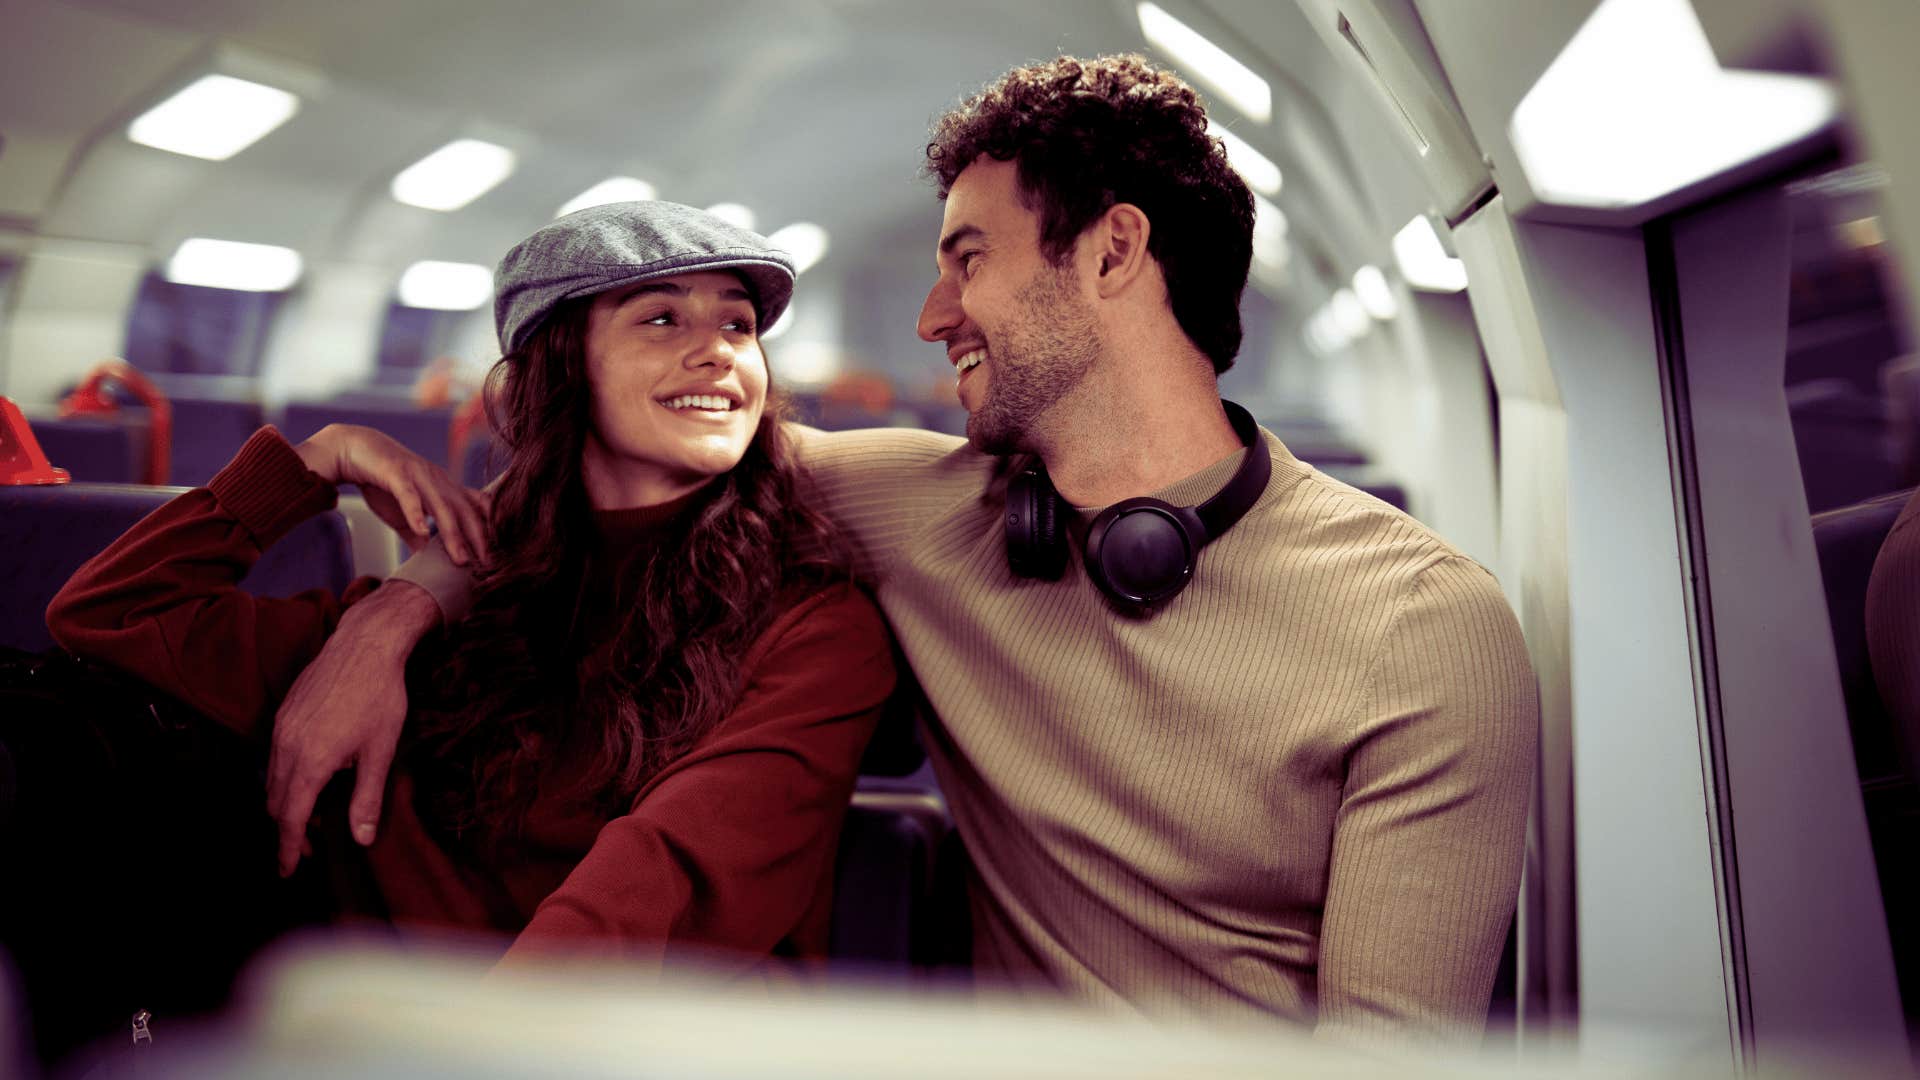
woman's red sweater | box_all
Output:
[45,427,895,971]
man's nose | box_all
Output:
[917,277,960,343]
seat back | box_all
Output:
[24,414,147,484]
[830,771,971,974]
[1811,487,1915,782]
[143,375,267,488]
[278,399,456,469]
[0,484,354,653]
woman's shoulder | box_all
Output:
[745,580,890,668]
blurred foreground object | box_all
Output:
[50,940,1909,1079]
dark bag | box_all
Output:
[0,646,321,1068]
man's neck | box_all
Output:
[1033,368,1243,508]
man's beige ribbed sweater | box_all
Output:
[790,425,1536,1041]
[395,423,1538,1041]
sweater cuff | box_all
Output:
[206,426,339,549]
[387,537,477,623]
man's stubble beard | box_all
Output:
[966,262,1103,456]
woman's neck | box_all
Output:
[580,439,712,510]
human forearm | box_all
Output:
[47,427,344,731]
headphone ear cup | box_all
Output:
[1006,466,1069,580]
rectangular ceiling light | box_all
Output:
[1137,2,1272,124]
[165,238,303,291]
[1210,122,1282,196]
[128,75,300,161]
[558,176,658,218]
[397,261,492,310]
[1392,215,1468,292]
[767,222,830,275]
[392,140,517,212]
[1510,0,1837,209]
[1352,265,1399,320]
[704,203,756,231]
[1251,193,1288,269]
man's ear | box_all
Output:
[1089,202,1152,298]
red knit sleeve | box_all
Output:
[45,426,379,740]
[498,582,895,968]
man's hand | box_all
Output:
[294,423,491,565]
[267,579,442,877]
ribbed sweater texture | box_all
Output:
[791,425,1536,1041]
[396,423,1538,1041]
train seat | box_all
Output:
[1811,486,1915,782]
[21,413,147,484]
[0,484,355,654]
[277,397,457,469]
[146,373,268,488]
[831,765,971,975]
[1789,379,1901,514]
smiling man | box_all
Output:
[274,54,1538,1044]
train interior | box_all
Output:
[1,0,1918,1073]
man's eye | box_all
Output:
[960,252,981,276]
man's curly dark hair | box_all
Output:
[925,54,1256,374]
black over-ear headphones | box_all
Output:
[1004,400,1271,606]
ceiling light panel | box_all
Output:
[558,176,658,218]
[128,75,300,161]
[1392,215,1468,292]
[165,238,304,291]
[1330,288,1372,338]
[1352,265,1398,320]
[1510,0,1838,210]
[704,203,756,231]
[398,261,492,310]
[1211,123,1283,196]
[767,223,830,275]
[391,140,517,212]
[1137,2,1272,124]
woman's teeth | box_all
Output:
[662,394,735,412]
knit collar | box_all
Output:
[589,486,705,550]
[1069,429,1287,523]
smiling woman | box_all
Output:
[23,201,896,1060]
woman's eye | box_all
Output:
[641,311,676,327]
[725,317,757,334]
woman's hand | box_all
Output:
[295,424,491,565]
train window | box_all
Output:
[1652,150,1919,1053]
[122,272,283,376]
[1783,162,1916,514]
[1780,158,1918,1036]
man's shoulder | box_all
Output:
[1244,457,1506,606]
[788,424,994,497]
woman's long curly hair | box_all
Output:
[403,292,846,844]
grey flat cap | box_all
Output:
[494,200,796,354]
